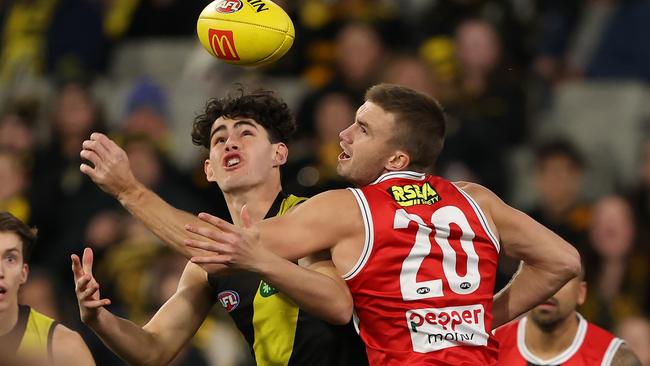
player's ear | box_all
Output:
[272,142,288,167]
[20,264,29,285]
[204,159,216,182]
[577,281,587,306]
[386,150,410,171]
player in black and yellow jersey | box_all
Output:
[0,211,95,366]
[74,89,368,365]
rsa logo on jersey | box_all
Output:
[406,304,488,353]
[389,182,441,207]
[218,290,240,312]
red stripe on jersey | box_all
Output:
[495,314,623,365]
[345,172,500,366]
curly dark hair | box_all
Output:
[192,87,296,148]
[0,211,37,263]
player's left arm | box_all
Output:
[51,324,96,366]
[457,182,581,329]
[186,189,361,262]
[253,251,353,324]
[612,343,642,366]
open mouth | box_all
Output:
[223,153,242,169]
[0,286,7,295]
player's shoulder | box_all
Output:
[493,318,520,340]
[453,181,504,210]
[51,324,96,365]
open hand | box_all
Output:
[184,205,269,272]
[71,248,111,324]
[79,132,138,199]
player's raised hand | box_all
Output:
[79,132,139,199]
[184,206,267,272]
[71,248,111,324]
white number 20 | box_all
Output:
[395,206,481,301]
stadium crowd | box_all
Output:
[1,0,650,365]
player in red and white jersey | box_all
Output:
[344,172,501,365]
[495,272,641,366]
[180,84,582,365]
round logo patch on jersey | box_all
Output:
[217,290,240,312]
[215,0,243,13]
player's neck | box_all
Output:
[223,181,282,226]
[0,301,19,336]
[524,313,580,360]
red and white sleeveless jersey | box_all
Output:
[495,314,624,365]
[344,171,500,366]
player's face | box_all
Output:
[0,232,28,311]
[529,277,586,329]
[337,101,400,186]
[204,117,287,193]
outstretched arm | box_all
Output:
[80,132,216,260]
[72,249,214,365]
[457,182,581,329]
[186,204,354,324]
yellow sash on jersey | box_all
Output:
[252,194,306,366]
[16,307,56,360]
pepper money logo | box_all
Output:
[388,182,441,207]
[215,0,243,13]
[217,290,240,312]
[208,29,240,61]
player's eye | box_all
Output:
[214,137,227,144]
[242,130,254,137]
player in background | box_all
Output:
[74,89,367,365]
[183,84,582,366]
[495,267,642,365]
[0,211,95,366]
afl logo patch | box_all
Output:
[217,290,240,312]
[215,0,243,13]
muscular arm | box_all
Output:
[86,263,214,366]
[80,132,216,260]
[51,325,95,366]
[457,182,581,329]
[612,343,642,366]
[255,189,362,261]
[254,251,353,324]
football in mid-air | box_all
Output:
[197,0,295,66]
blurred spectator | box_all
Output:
[534,0,650,82]
[381,54,440,98]
[122,77,172,150]
[0,0,58,81]
[0,111,36,156]
[581,195,649,330]
[296,22,385,139]
[18,267,60,320]
[285,92,354,195]
[615,316,650,366]
[28,81,116,269]
[439,18,526,197]
[527,139,591,251]
[0,149,30,222]
[45,0,109,81]
[629,138,650,245]
[122,0,206,38]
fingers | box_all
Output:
[82,138,110,158]
[82,298,112,309]
[190,255,233,265]
[82,247,94,276]
[197,213,238,233]
[79,277,100,299]
[80,148,102,167]
[185,223,234,243]
[71,254,84,280]
[184,239,230,253]
[79,163,96,176]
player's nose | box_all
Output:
[339,125,353,144]
[224,137,240,151]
